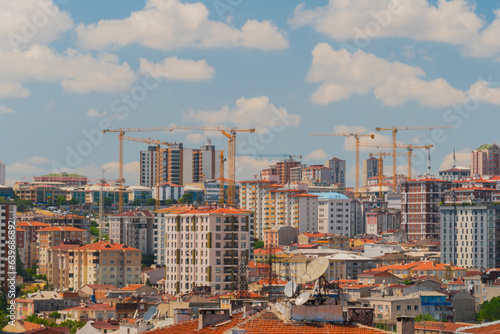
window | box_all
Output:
[397,305,401,311]
[415,305,418,310]
[407,305,411,310]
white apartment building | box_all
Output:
[440,205,500,269]
[156,206,252,295]
[0,201,16,292]
[152,182,184,202]
[108,210,155,256]
[315,192,352,236]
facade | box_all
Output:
[127,186,153,203]
[472,144,500,176]
[1,202,16,292]
[439,167,471,182]
[289,164,307,183]
[37,226,86,275]
[401,177,451,240]
[325,157,346,186]
[316,192,352,236]
[274,159,302,184]
[48,240,142,291]
[33,172,87,186]
[365,209,401,235]
[156,206,251,295]
[0,161,5,185]
[440,204,500,268]
[263,226,298,247]
[14,183,67,204]
[419,291,452,321]
[17,221,51,268]
[108,210,155,255]
[14,291,64,320]
[152,182,184,201]
[301,165,334,185]
[142,143,221,187]
[359,296,421,330]
[363,157,380,186]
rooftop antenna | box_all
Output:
[296,257,330,306]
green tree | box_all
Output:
[69,197,78,205]
[0,283,10,328]
[104,197,113,208]
[415,314,437,322]
[90,220,98,228]
[16,199,34,212]
[142,254,155,267]
[254,240,264,249]
[133,199,142,206]
[178,192,194,204]
[56,196,67,206]
[146,198,156,206]
[477,296,500,322]
[49,311,61,319]
[163,199,177,206]
[90,226,99,237]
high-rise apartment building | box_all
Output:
[440,205,500,269]
[401,177,451,240]
[156,206,251,295]
[472,144,500,176]
[325,157,346,186]
[316,192,352,236]
[363,157,381,186]
[275,159,302,184]
[0,201,16,293]
[108,210,155,256]
[140,143,221,187]
[17,221,51,268]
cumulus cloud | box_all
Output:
[439,148,471,170]
[185,133,207,144]
[290,0,500,58]
[305,149,329,161]
[307,43,466,107]
[139,56,214,81]
[86,108,107,119]
[76,0,288,51]
[235,157,277,181]
[0,105,14,114]
[0,0,73,51]
[183,96,301,130]
[0,45,137,98]
[25,156,51,164]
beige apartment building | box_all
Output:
[359,296,421,331]
[17,221,50,268]
[48,240,142,291]
[37,226,86,275]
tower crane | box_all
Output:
[220,150,225,205]
[375,125,452,190]
[121,136,174,210]
[311,132,374,197]
[369,152,389,199]
[236,154,302,160]
[103,126,256,208]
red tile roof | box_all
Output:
[18,221,51,227]
[301,232,326,238]
[62,303,115,312]
[120,284,146,291]
[37,226,86,232]
[456,321,500,333]
[110,210,154,218]
[77,240,140,251]
[415,321,473,332]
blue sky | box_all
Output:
[2,0,500,186]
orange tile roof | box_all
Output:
[301,232,326,238]
[18,221,51,227]
[37,226,86,232]
[456,322,500,333]
[62,303,115,312]
[415,321,473,332]
[257,278,287,286]
[77,240,140,251]
[120,284,146,291]
[17,228,27,232]
[290,193,319,197]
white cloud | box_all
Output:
[76,0,288,51]
[139,56,214,81]
[0,0,73,51]
[185,133,207,144]
[330,125,393,152]
[7,162,45,175]
[87,108,107,119]
[440,148,471,170]
[24,156,51,164]
[0,45,137,97]
[0,105,14,114]
[305,149,329,161]
[183,96,301,130]
[468,81,500,105]
[290,0,500,58]
[307,43,466,107]
[235,157,276,181]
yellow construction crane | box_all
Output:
[311,132,374,197]
[375,126,452,190]
[122,136,173,211]
[103,125,256,208]
[369,152,389,199]
[220,150,225,205]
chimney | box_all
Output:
[396,316,415,334]
[198,309,230,330]
[173,308,191,324]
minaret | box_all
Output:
[452,148,456,168]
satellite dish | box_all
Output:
[295,292,310,306]
[148,306,157,315]
[302,258,329,282]
[284,280,297,298]
[143,312,152,321]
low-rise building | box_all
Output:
[59,303,116,321]
[263,226,298,247]
[419,291,452,321]
[14,291,64,320]
[359,295,421,331]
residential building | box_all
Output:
[419,291,452,321]
[315,234,350,250]
[0,161,5,185]
[1,201,16,292]
[14,291,64,320]
[359,296,421,331]
[301,165,334,184]
[439,167,471,182]
[14,183,67,204]
[156,206,252,295]
[444,185,496,203]
[440,204,500,268]
[37,226,87,275]
[363,243,404,258]
[357,270,400,285]
[152,182,184,202]
[59,303,117,321]
[367,262,466,280]
[16,227,28,269]
[363,157,380,186]
[472,143,500,176]
[263,226,298,247]
[325,157,346,186]
[17,221,51,268]
[316,192,352,236]
[365,208,401,235]
[108,210,154,255]
[275,159,302,184]
[289,164,307,183]
[48,240,142,291]
[142,143,221,187]
[33,172,87,186]
[0,185,14,199]
[401,177,451,240]
[127,186,153,204]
